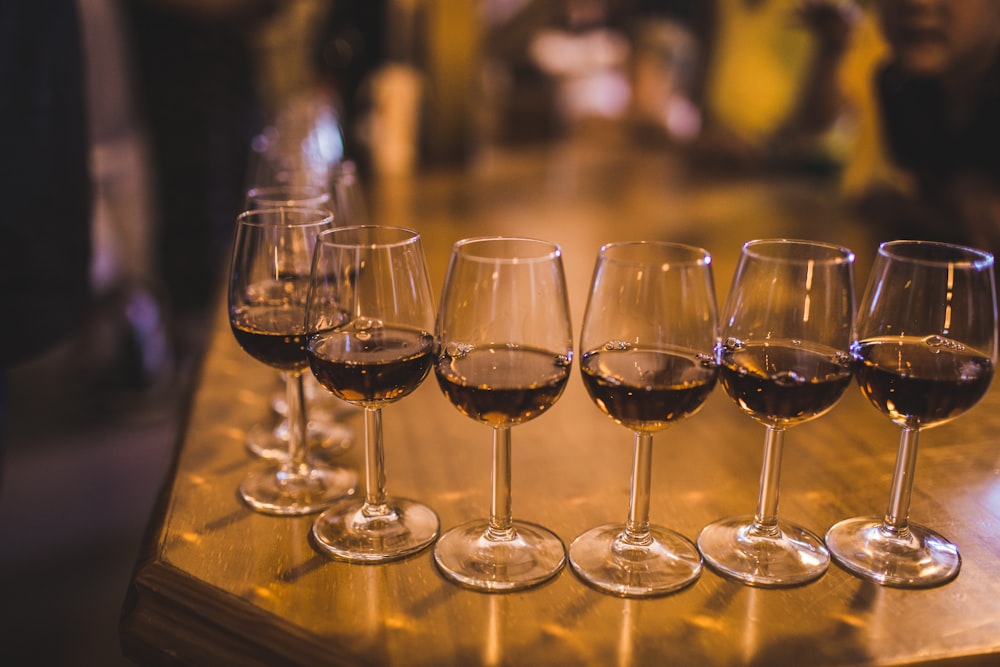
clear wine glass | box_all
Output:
[242,184,354,464]
[569,242,719,597]
[697,239,856,586]
[246,184,332,211]
[328,160,369,227]
[825,240,997,588]
[433,237,573,591]
[245,92,345,192]
[305,225,440,561]
[228,207,358,515]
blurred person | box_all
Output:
[56,0,276,398]
[847,0,1000,253]
[0,0,92,473]
[312,0,387,172]
[120,0,275,355]
[694,0,860,171]
[77,0,174,394]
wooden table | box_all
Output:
[120,135,1000,666]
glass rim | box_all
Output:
[317,224,421,248]
[742,238,855,265]
[878,239,995,269]
[453,236,561,263]
[599,240,712,267]
[247,184,329,198]
[236,207,333,228]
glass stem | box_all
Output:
[752,426,785,537]
[882,427,919,538]
[283,371,309,477]
[487,427,516,541]
[362,407,391,517]
[623,432,654,546]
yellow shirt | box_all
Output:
[703,0,815,145]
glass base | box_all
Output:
[239,464,358,516]
[311,497,440,563]
[569,523,702,597]
[433,520,566,592]
[245,418,353,465]
[697,515,829,587]
[825,516,961,588]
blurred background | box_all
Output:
[3,0,998,663]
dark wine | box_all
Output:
[307,325,435,405]
[854,336,994,428]
[435,345,571,427]
[720,340,852,426]
[581,347,717,433]
[231,305,309,372]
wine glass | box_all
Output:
[433,237,573,591]
[825,240,997,588]
[246,184,332,211]
[305,225,440,561]
[569,242,719,597]
[697,239,856,587]
[328,160,369,227]
[228,207,358,515]
[242,184,355,463]
[245,92,345,192]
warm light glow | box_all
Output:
[944,263,955,331]
[803,260,814,323]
